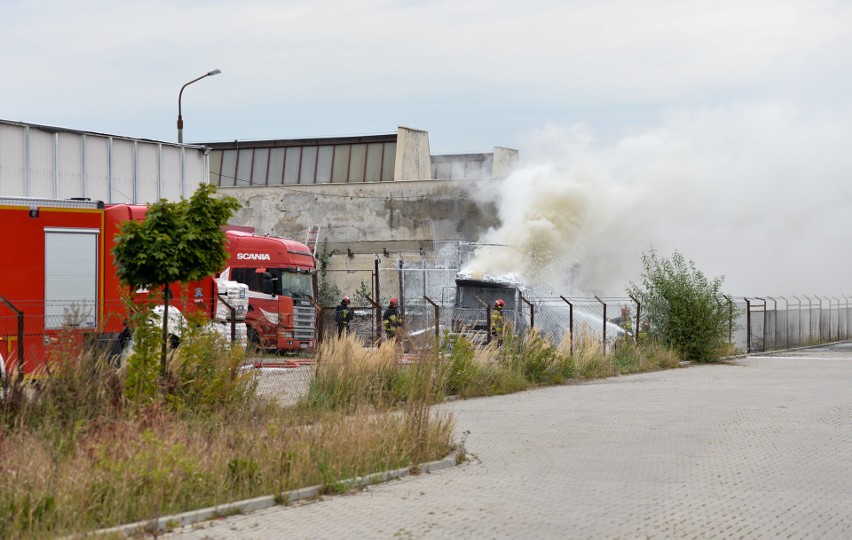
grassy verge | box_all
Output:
[303,329,683,410]
[0,322,453,538]
[1,319,685,537]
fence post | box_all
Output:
[745,298,752,353]
[804,295,813,342]
[217,294,237,342]
[0,296,25,381]
[833,296,842,341]
[520,294,534,330]
[374,257,381,344]
[423,295,440,341]
[364,295,383,346]
[755,297,766,352]
[628,294,640,345]
[778,296,789,349]
[560,296,574,356]
[594,296,607,355]
[475,296,491,344]
[398,259,405,322]
[793,295,802,345]
[828,296,840,341]
[766,296,776,351]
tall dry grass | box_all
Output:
[0,326,454,538]
[1,315,682,537]
[303,334,412,411]
[0,404,453,537]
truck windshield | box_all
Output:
[231,267,315,300]
[273,269,314,300]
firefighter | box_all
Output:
[335,296,354,338]
[491,299,505,346]
[619,305,633,333]
[383,298,402,339]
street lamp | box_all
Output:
[177,69,221,144]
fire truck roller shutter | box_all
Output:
[44,228,99,329]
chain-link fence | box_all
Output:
[319,269,375,307]
[0,294,248,378]
[344,264,852,356]
[6,280,852,405]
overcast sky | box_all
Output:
[1,0,848,152]
[3,0,852,294]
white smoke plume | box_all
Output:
[463,102,852,297]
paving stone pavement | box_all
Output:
[166,344,852,539]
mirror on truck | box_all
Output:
[261,272,277,296]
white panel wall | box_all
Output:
[0,120,208,204]
[57,133,83,199]
[111,139,135,203]
[184,150,207,197]
[29,130,55,198]
[85,135,110,203]
[0,124,25,195]
[137,142,159,202]
[162,146,182,200]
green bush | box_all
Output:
[435,334,478,397]
[628,248,737,362]
[166,328,255,413]
[124,309,163,405]
[506,330,568,385]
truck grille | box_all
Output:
[293,305,316,341]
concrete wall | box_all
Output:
[216,126,514,287]
[220,177,500,257]
[493,146,520,178]
[394,126,431,181]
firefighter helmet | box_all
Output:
[390,297,398,307]
[342,296,350,304]
[494,299,505,309]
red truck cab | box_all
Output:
[220,231,317,352]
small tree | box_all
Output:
[627,248,736,362]
[316,239,342,307]
[112,183,241,372]
[355,279,371,306]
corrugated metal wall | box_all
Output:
[0,119,209,203]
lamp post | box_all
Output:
[177,69,221,144]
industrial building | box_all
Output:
[204,126,518,259]
[0,119,518,304]
[0,119,209,203]
[206,126,517,186]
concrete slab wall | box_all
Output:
[394,126,431,181]
[219,178,500,257]
[493,146,519,178]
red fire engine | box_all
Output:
[0,196,317,376]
